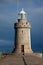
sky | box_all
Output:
[0,0,43,52]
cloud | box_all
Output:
[30,7,43,30]
[0,0,43,8]
[33,0,43,6]
[30,7,43,14]
[29,7,43,50]
[0,0,5,3]
[0,0,17,4]
[0,39,14,45]
[29,7,43,22]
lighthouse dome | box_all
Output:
[18,8,27,19]
[19,8,26,14]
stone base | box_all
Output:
[33,53,42,58]
[13,49,42,58]
[12,48,33,55]
[24,52,42,58]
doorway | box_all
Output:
[21,45,24,55]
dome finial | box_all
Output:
[19,8,26,14]
[22,8,24,11]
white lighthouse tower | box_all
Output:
[13,8,32,54]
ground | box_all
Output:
[0,53,43,65]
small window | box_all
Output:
[22,23,23,25]
[22,30,23,33]
[26,22,27,24]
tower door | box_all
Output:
[21,45,24,55]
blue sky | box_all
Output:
[0,0,43,52]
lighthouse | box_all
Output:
[13,8,32,54]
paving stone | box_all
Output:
[0,54,43,65]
